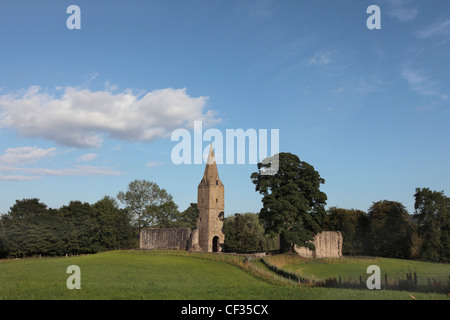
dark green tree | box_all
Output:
[36,207,71,256]
[177,203,199,229]
[60,201,100,254]
[1,199,46,257]
[1,199,69,257]
[413,188,450,262]
[224,213,278,253]
[0,220,8,258]
[148,199,181,228]
[224,213,263,252]
[251,152,327,252]
[324,207,369,255]
[367,200,413,259]
[92,196,137,250]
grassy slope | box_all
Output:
[0,250,448,300]
[263,254,450,285]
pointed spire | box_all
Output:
[200,143,222,186]
[206,143,215,165]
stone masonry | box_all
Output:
[195,144,225,252]
[294,231,343,258]
[140,228,192,250]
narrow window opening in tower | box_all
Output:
[216,198,218,203]
[216,179,218,185]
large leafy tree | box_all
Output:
[251,152,327,252]
[147,199,180,228]
[60,200,99,254]
[413,188,450,262]
[367,200,413,259]
[223,212,278,253]
[224,213,264,253]
[117,179,173,230]
[92,196,137,250]
[1,199,45,257]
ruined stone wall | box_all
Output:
[188,229,200,251]
[294,231,343,258]
[294,245,315,258]
[140,228,192,250]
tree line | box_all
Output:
[249,152,449,263]
[315,190,449,263]
[0,180,199,258]
[222,188,450,264]
[0,197,136,258]
[1,152,448,263]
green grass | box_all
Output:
[0,250,448,300]
[263,254,450,286]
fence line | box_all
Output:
[259,258,449,293]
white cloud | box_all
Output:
[0,86,217,148]
[414,101,438,112]
[401,66,439,96]
[145,161,163,168]
[0,174,41,181]
[401,65,449,112]
[238,0,274,18]
[0,164,123,181]
[19,165,123,177]
[332,87,344,94]
[0,146,56,165]
[104,81,119,92]
[309,53,331,66]
[0,146,123,181]
[417,19,450,38]
[76,153,98,162]
[384,0,418,22]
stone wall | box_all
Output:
[140,228,192,250]
[294,231,343,258]
[188,229,200,251]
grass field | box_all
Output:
[0,250,448,300]
[262,254,450,286]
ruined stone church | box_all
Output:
[140,144,225,252]
[139,144,342,258]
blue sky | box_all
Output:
[0,0,449,216]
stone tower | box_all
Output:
[197,144,225,252]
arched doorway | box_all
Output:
[212,236,219,252]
